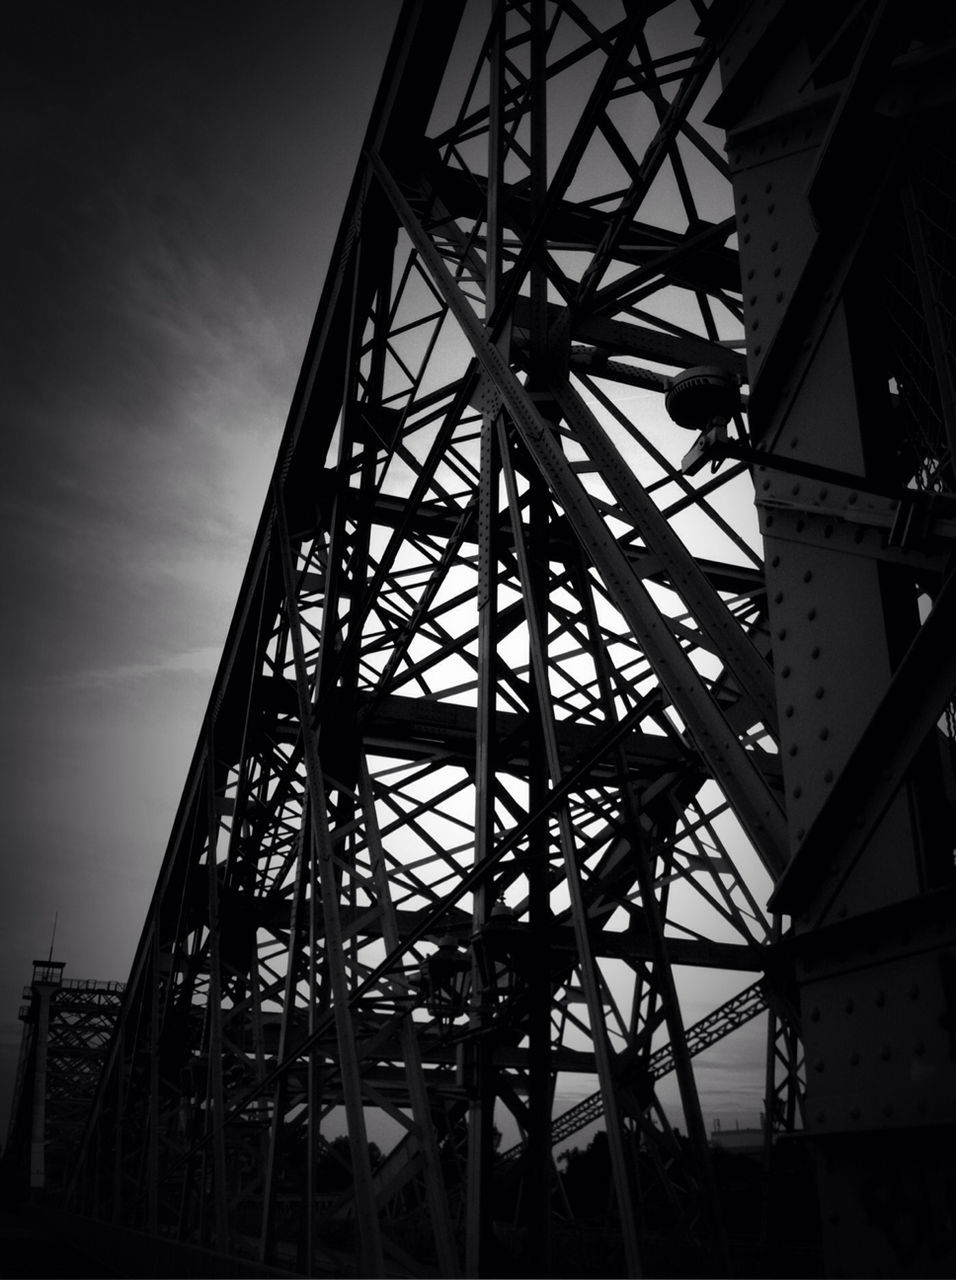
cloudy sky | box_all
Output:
[0,0,397,1130]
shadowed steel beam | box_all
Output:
[368,145,788,878]
[275,496,385,1278]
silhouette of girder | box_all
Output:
[499,976,770,1162]
[4,965,124,1195]
[65,3,812,1276]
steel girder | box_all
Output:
[709,2,956,1276]
[65,3,811,1276]
[4,966,125,1195]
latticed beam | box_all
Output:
[65,4,814,1276]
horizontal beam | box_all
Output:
[513,296,747,376]
[313,471,767,597]
[423,160,741,295]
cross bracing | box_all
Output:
[66,3,807,1275]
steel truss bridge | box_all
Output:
[5,963,125,1197]
[28,1,956,1275]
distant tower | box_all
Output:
[5,961,124,1197]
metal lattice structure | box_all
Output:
[61,2,956,1277]
[499,977,770,1161]
[5,963,124,1195]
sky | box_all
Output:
[0,0,399,1133]
[0,0,768,1145]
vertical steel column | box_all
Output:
[498,429,644,1279]
[358,760,461,1275]
[275,499,386,1279]
[258,813,310,1264]
[27,966,62,1191]
[203,751,230,1251]
[712,4,956,1274]
[465,6,507,1268]
[523,5,554,1272]
[147,930,160,1235]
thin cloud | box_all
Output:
[59,645,223,692]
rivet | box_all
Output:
[777,626,786,638]
[754,345,763,356]
[854,528,865,543]
[773,266,782,278]
[776,291,784,302]
[824,769,834,783]
[850,1052,860,1066]
[741,192,749,205]
[766,513,775,527]
[819,489,828,500]
[789,744,798,756]
[811,646,820,658]
[785,704,794,718]
[751,320,760,331]
[815,1111,826,1124]
[875,991,886,1007]
[883,1102,894,1118]
[848,491,858,504]
[824,524,834,538]
[815,687,825,699]
[774,591,784,603]
[791,482,801,495]
[793,785,803,798]
[748,294,757,305]
[881,1046,892,1062]
[810,1006,821,1022]
[743,232,752,244]
[814,1058,825,1072]
[768,202,776,213]
[819,727,829,741]
[742,212,751,224]
[796,827,806,839]
[746,268,755,280]
[781,665,791,677]
[796,518,805,532]
[764,183,773,194]
[910,984,920,1000]
[845,998,855,1014]
[771,240,779,252]
[808,608,817,620]
[762,479,771,491]
[838,904,848,919]
[914,1041,925,1057]
[804,570,813,582]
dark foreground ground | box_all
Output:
[0,1206,117,1278]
